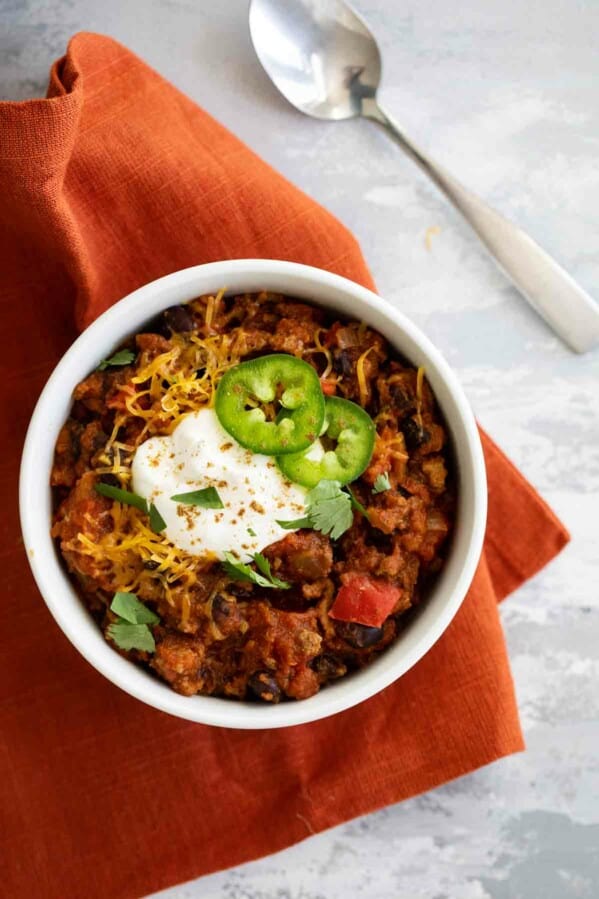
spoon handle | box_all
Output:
[367,103,599,354]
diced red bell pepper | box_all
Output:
[320,378,337,396]
[329,574,401,628]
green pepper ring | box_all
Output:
[277,395,376,487]
[214,354,325,455]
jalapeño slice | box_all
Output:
[215,354,325,455]
[277,396,375,488]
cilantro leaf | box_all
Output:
[307,480,354,540]
[97,349,136,371]
[222,552,263,584]
[276,517,311,530]
[110,592,159,625]
[107,593,160,653]
[149,502,167,533]
[221,551,290,589]
[107,621,156,652]
[252,553,291,589]
[276,479,356,540]
[307,479,345,504]
[170,486,224,509]
[372,472,391,494]
[95,482,148,513]
[247,527,257,537]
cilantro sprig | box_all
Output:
[372,472,391,494]
[96,480,226,534]
[171,486,224,509]
[95,483,166,533]
[277,479,368,541]
[97,349,136,371]
[106,592,160,653]
[149,502,167,533]
[95,482,148,512]
[222,551,290,589]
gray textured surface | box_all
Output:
[2,0,598,896]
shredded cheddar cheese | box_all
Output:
[356,345,375,407]
[63,295,241,605]
[304,328,333,380]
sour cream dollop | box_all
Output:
[131,408,307,560]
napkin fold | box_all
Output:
[0,34,569,899]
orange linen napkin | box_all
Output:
[0,34,569,899]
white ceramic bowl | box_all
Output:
[20,260,487,729]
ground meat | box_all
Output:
[77,421,109,474]
[264,531,333,582]
[51,291,454,702]
[242,603,322,700]
[135,332,172,358]
[328,322,386,405]
[337,524,420,594]
[238,329,271,357]
[51,420,83,487]
[366,492,411,534]
[156,573,221,634]
[73,367,130,415]
[72,372,110,414]
[151,632,206,696]
[276,300,324,323]
[271,317,314,355]
[421,455,448,492]
[51,472,133,591]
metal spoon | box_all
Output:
[249,0,599,353]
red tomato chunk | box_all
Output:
[329,574,402,628]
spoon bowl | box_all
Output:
[249,0,381,120]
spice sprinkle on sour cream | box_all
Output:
[131,408,307,561]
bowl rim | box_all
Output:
[19,259,487,729]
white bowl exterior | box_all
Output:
[19,260,487,729]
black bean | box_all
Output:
[227,581,253,598]
[365,531,394,554]
[68,422,83,455]
[212,594,236,624]
[333,347,364,377]
[99,473,121,488]
[339,349,356,377]
[248,671,281,703]
[162,304,195,334]
[143,560,160,571]
[213,595,232,617]
[91,430,109,454]
[310,654,347,680]
[335,621,385,648]
[71,401,92,423]
[369,393,381,417]
[390,384,415,413]
[401,417,430,451]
